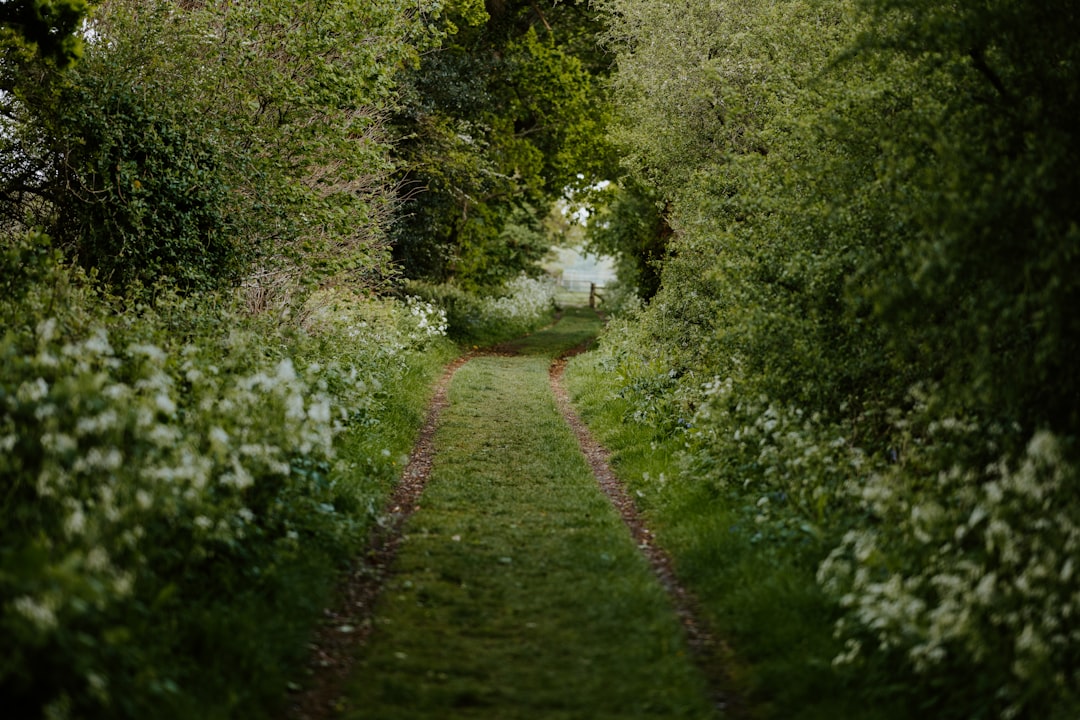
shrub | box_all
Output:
[0,234,453,718]
[406,273,556,345]
[591,0,1080,715]
[819,417,1080,719]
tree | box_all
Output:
[390,0,612,289]
[584,178,669,300]
[2,0,428,297]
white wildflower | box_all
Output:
[113,573,133,596]
[85,548,109,571]
[221,457,253,490]
[1026,430,1059,466]
[275,358,297,383]
[64,507,86,536]
[86,671,108,699]
[42,432,77,455]
[285,392,305,421]
[75,447,123,472]
[155,393,177,416]
[13,595,58,631]
[148,424,181,446]
[103,382,132,401]
[75,410,119,437]
[129,343,166,363]
[973,572,996,605]
[17,377,49,403]
[36,317,58,343]
[308,399,331,424]
[82,328,114,356]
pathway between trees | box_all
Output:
[288,309,735,720]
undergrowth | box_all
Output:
[0,234,455,719]
[564,348,907,720]
[564,311,1079,718]
[406,274,558,346]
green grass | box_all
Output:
[333,337,460,508]
[561,352,909,720]
[553,289,592,309]
[341,310,716,720]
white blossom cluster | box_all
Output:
[683,372,1079,716]
[689,376,871,529]
[302,288,447,357]
[818,425,1080,717]
[0,280,445,711]
[404,294,449,339]
[2,319,349,648]
[483,274,557,323]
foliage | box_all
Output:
[391,0,613,289]
[406,273,557,345]
[1,0,426,295]
[584,177,669,300]
[0,0,89,65]
[590,0,1080,716]
[0,234,453,719]
[819,422,1080,719]
[563,349,894,720]
[43,73,238,291]
[184,0,427,295]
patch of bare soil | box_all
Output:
[283,354,472,720]
[549,353,747,719]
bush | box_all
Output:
[406,273,556,345]
[50,77,239,291]
[0,234,453,719]
[591,0,1080,716]
[2,0,421,295]
[819,416,1080,719]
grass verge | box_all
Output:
[561,352,908,720]
[330,337,460,518]
[340,309,717,719]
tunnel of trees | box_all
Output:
[2,1,1077,718]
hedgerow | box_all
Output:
[587,0,1080,716]
[0,234,454,719]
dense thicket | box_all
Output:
[0,232,460,719]
[2,0,426,296]
[591,0,1079,716]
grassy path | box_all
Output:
[338,309,718,719]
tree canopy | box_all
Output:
[0,0,89,65]
[390,0,612,289]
